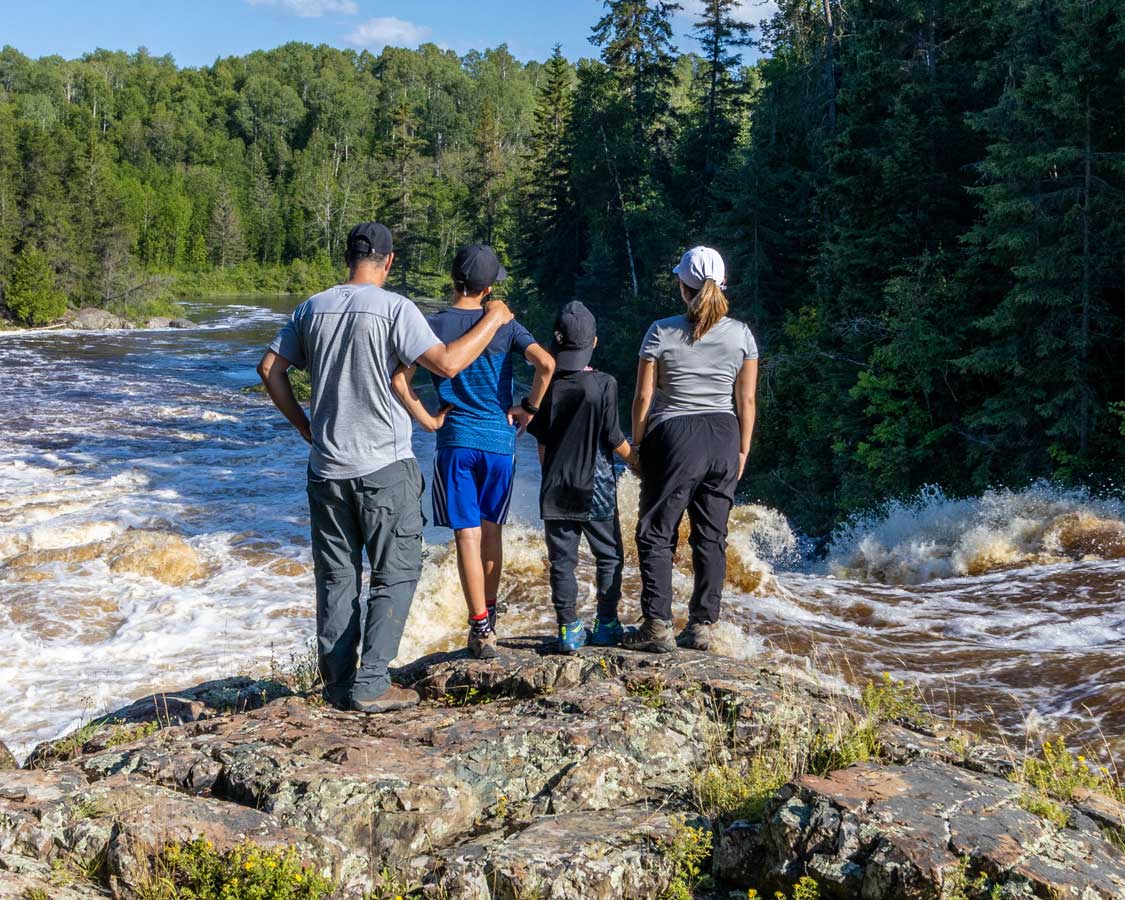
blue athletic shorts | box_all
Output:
[432,448,516,530]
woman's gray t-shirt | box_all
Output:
[639,314,758,429]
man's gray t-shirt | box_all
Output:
[639,315,758,430]
[269,284,441,480]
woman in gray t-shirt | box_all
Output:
[622,246,759,655]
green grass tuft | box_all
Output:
[657,819,712,900]
[133,838,335,900]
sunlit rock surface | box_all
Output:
[2,638,1122,898]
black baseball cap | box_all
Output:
[552,301,597,371]
[346,222,393,258]
[452,244,508,294]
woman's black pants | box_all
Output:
[636,413,739,624]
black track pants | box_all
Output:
[636,413,739,624]
[544,516,624,626]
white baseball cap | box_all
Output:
[673,246,726,290]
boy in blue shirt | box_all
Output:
[393,245,555,658]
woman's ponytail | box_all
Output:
[687,277,729,341]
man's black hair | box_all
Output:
[346,249,388,270]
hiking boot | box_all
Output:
[469,627,499,660]
[621,617,677,654]
[558,619,587,654]
[351,685,420,714]
[676,621,714,652]
[589,617,625,647]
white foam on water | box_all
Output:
[827,483,1125,584]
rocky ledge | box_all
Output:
[63,308,198,330]
[1,308,198,332]
[1,638,1122,899]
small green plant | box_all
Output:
[134,838,336,900]
[941,857,1001,900]
[627,676,668,709]
[793,877,821,900]
[245,368,311,403]
[366,865,418,900]
[1016,739,1124,804]
[745,877,821,900]
[32,719,101,766]
[105,719,161,748]
[807,720,879,776]
[1018,792,1071,829]
[270,641,321,694]
[1104,826,1125,855]
[693,758,787,824]
[22,890,50,900]
[439,685,502,707]
[658,819,712,900]
[861,673,925,724]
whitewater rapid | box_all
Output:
[1,299,1122,768]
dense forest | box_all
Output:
[1,0,1123,533]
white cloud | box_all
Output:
[247,0,358,18]
[346,16,434,50]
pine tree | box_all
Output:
[4,244,67,325]
[690,0,755,185]
[522,46,580,311]
[208,183,245,269]
[590,0,682,128]
[959,0,1125,479]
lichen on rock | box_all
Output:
[1,637,1121,899]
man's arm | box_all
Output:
[415,301,514,378]
[509,343,556,431]
[257,351,312,444]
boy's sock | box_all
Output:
[469,610,493,636]
[485,599,498,630]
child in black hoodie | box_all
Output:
[527,301,637,653]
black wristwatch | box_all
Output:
[521,397,540,416]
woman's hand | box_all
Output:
[738,450,748,479]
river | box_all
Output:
[1,297,1122,768]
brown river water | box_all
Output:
[1,297,1122,769]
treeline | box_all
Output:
[1,0,1123,531]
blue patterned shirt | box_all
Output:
[427,307,538,455]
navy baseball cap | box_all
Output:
[452,244,508,293]
[346,222,393,257]
[552,301,597,371]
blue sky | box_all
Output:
[0,0,775,66]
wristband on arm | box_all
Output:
[520,397,540,416]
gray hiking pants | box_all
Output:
[306,458,424,707]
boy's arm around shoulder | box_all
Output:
[391,363,451,433]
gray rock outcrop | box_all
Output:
[1,638,1121,899]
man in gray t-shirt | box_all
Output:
[258,222,513,713]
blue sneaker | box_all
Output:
[558,619,587,654]
[589,618,625,647]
